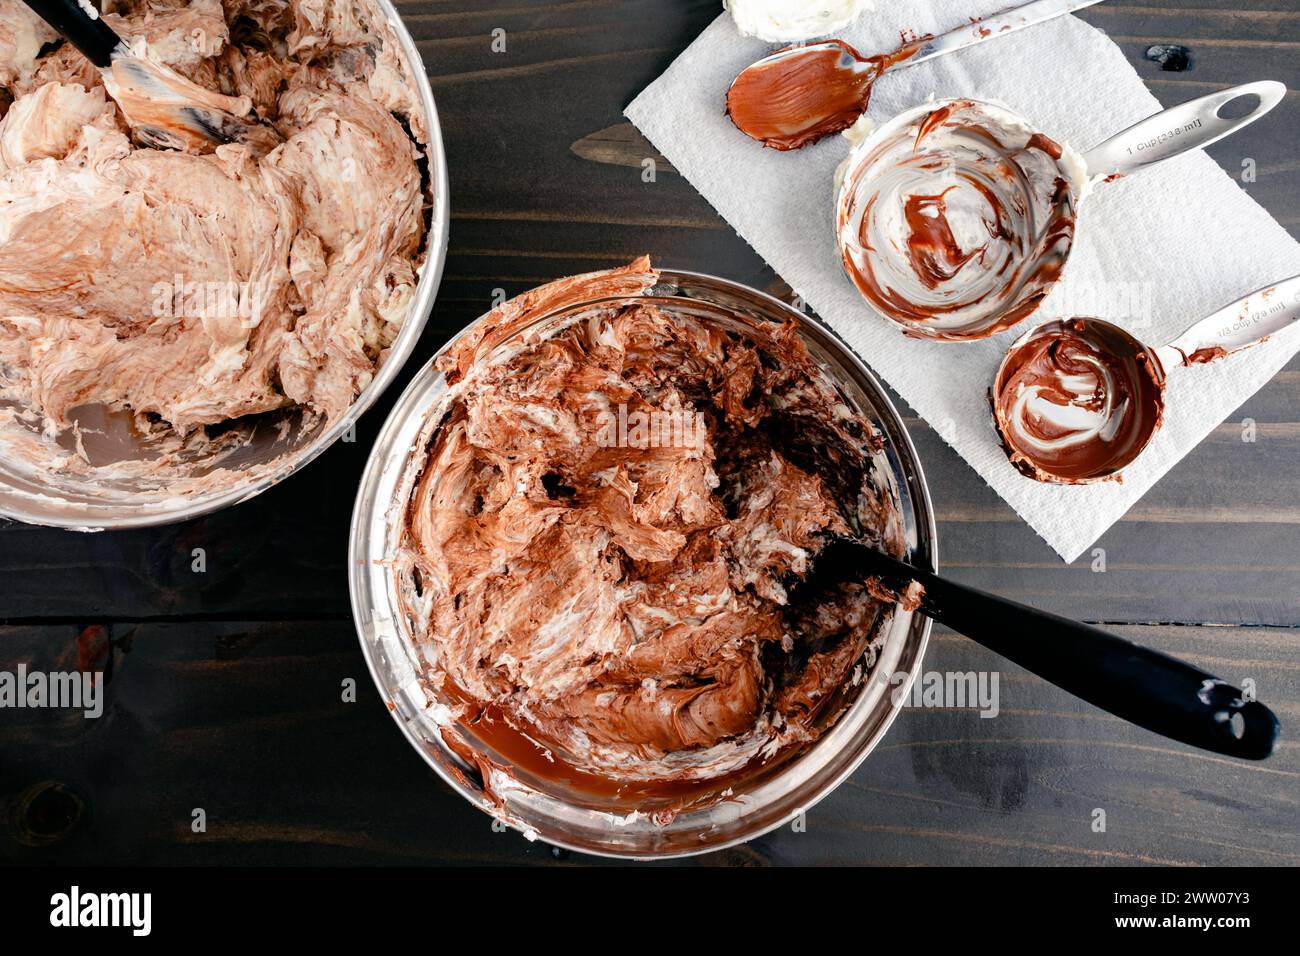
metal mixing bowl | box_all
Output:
[349,271,937,859]
[0,1,449,530]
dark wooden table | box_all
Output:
[3,0,1298,867]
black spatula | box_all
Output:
[798,538,1279,760]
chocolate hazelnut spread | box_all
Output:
[1184,345,1229,365]
[992,318,1165,483]
[395,259,912,818]
[836,99,1085,340]
[0,0,429,493]
[726,38,927,151]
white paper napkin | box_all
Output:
[626,1,1300,562]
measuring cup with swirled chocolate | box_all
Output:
[834,81,1286,341]
[990,274,1300,484]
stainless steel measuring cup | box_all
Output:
[991,274,1300,483]
[835,81,1286,341]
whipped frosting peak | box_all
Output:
[725,0,873,43]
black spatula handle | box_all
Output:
[851,543,1279,760]
[24,0,123,68]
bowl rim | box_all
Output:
[0,0,450,531]
[348,268,939,860]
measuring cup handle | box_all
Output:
[1080,81,1286,181]
[1160,274,1300,367]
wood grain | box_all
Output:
[1,0,1298,866]
[2,619,1294,865]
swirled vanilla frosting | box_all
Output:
[837,99,1086,340]
[0,0,429,496]
[394,258,912,820]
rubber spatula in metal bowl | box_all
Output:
[799,540,1279,759]
[22,0,279,154]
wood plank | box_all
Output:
[2,619,1293,865]
[1,0,1298,867]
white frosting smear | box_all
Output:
[1010,353,1124,453]
[836,99,1087,340]
[725,0,874,43]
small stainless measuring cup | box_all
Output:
[991,274,1300,483]
[835,81,1286,341]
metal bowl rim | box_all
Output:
[0,0,450,530]
[348,268,939,860]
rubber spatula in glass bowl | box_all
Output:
[798,539,1279,759]
[22,0,279,154]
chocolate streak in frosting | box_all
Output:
[837,100,1083,340]
[396,259,910,819]
[992,319,1165,483]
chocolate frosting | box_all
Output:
[837,100,1084,340]
[99,38,281,156]
[396,259,910,816]
[0,0,429,492]
[992,318,1166,483]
